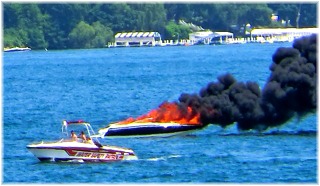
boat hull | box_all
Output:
[99,122,204,138]
[27,142,137,162]
[4,47,31,52]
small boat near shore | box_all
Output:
[27,120,137,162]
[97,122,205,138]
[4,47,31,52]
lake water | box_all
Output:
[3,43,317,183]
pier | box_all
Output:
[107,28,317,48]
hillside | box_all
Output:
[3,3,317,49]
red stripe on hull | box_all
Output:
[27,146,133,155]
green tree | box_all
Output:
[267,3,317,28]
[245,4,273,27]
[3,28,28,48]
[164,20,191,40]
[39,4,91,49]
[299,4,317,27]
[69,21,95,48]
[142,4,166,32]
[3,4,19,28]
[100,4,135,32]
[91,21,113,48]
[3,3,48,49]
[17,4,48,49]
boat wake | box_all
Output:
[61,159,85,163]
[144,154,182,162]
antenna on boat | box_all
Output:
[62,120,68,136]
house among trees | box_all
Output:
[113,32,162,47]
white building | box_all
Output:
[114,32,162,47]
[250,28,318,42]
[211,32,234,44]
[189,31,214,44]
[189,31,234,44]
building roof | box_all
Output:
[251,28,318,35]
[115,32,161,38]
[212,32,234,37]
[189,31,233,39]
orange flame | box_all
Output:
[116,101,201,125]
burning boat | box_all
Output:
[97,102,206,138]
[98,121,205,138]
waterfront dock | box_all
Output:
[107,28,317,48]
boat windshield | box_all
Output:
[61,120,95,138]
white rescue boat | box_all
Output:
[27,120,137,162]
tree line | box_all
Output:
[3,3,317,50]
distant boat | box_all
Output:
[4,47,31,52]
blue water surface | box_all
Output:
[3,43,317,183]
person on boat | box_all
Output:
[71,130,78,141]
[86,137,94,144]
[79,131,87,142]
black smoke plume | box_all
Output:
[178,34,317,131]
